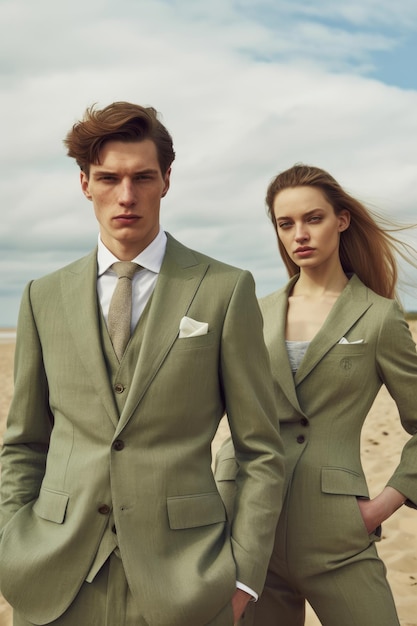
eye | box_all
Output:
[307,215,322,223]
[277,220,292,230]
[135,173,154,181]
[98,175,117,182]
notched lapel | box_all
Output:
[262,286,302,412]
[295,276,372,385]
[61,251,120,427]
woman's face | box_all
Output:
[273,185,350,272]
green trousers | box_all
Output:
[13,553,234,626]
[13,553,143,626]
[241,543,400,626]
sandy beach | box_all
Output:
[0,325,416,625]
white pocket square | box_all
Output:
[179,316,209,338]
[338,337,364,344]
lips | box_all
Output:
[114,214,139,223]
[294,246,314,253]
[293,246,315,259]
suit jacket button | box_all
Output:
[300,418,309,427]
[98,505,110,515]
[113,439,125,451]
[114,383,125,394]
[296,435,305,444]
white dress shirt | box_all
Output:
[97,228,167,330]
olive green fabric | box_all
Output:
[0,234,285,626]
[217,274,417,625]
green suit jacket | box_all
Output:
[0,234,284,625]
[216,274,417,575]
[261,274,417,510]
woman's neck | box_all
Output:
[286,267,349,341]
[292,266,348,299]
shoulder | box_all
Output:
[347,276,411,343]
[348,274,399,314]
[165,232,251,280]
[28,250,96,294]
[259,276,296,316]
[259,291,280,317]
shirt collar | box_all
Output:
[97,228,167,277]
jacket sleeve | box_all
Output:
[218,270,285,594]
[376,301,417,508]
[0,282,53,531]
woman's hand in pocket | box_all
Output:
[357,486,406,533]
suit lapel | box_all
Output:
[60,250,120,428]
[294,275,373,385]
[262,280,303,412]
[118,235,209,429]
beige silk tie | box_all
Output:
[108,261,140,361]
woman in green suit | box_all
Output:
[215,164,417,625]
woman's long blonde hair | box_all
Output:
[266,164,416,300]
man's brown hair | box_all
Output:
[64,101,175,177]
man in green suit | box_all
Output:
[0,102,284,626]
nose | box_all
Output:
[119,178,136,207]
[294,223,309,243]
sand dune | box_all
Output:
[0,324,416,625]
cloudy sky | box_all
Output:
[1,0,417,326]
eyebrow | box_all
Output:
[91,167,160,178]
[275,208,325,220]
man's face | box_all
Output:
[81,139,170,259]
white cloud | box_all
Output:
[1,0,417,325]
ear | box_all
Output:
[338,210,350,232]
[161,167,171,198]
[80,171,92,200]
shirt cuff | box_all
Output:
[236,581,258,602]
